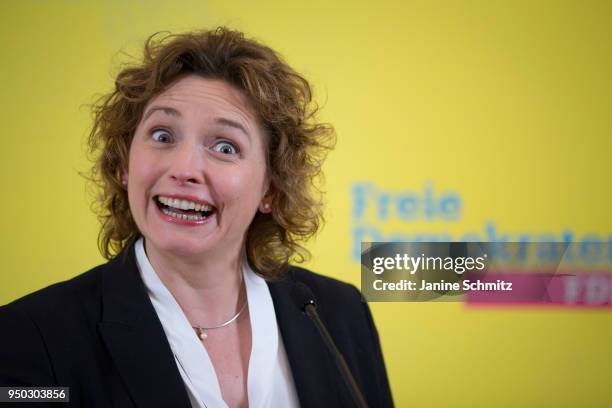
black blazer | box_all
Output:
[0,242,393,408]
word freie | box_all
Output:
[352,182,461,221]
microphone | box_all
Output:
[290,282,369,408]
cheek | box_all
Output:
[127,147,161,201]
[214,167,266,204]
[216,173,250,201]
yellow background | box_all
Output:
[1,1,611,406]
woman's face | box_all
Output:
[125,75,271,260]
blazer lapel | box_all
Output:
[97,243,192,408]
[267,274,342,407]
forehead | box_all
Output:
[144,75,259,128]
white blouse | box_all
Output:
[135,238,300,408]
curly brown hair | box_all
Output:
[87,27,335,278]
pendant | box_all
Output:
[197,327,208,340]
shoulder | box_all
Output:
[281,265,368,333]
[0,262,110,387]
[0,264,111,334]
[1,263,106,322]
[2,239,140,320]
[286,265,363,306]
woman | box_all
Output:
[0,27,393,407]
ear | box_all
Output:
[120,169,128,188]
[259,199,272,214]
[259,185,274,214]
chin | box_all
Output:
[143,230,216,259]
[159,242,204,257]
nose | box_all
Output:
[167,141,205,185]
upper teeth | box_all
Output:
[158,196,213,212]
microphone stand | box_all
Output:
[303,300,369,408]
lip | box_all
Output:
[153,194,216,226]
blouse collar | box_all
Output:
[135,237,284,407]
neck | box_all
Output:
[143,238,246,326]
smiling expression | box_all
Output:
[126,75,271,260]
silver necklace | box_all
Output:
[192,301,247,340]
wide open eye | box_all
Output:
[212,141,239,155]
[151,129,173,143]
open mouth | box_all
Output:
[155,195,216,222]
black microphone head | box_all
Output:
[290,282,317,313]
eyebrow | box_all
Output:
[215,117,250,139]
[142,106,180,121]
